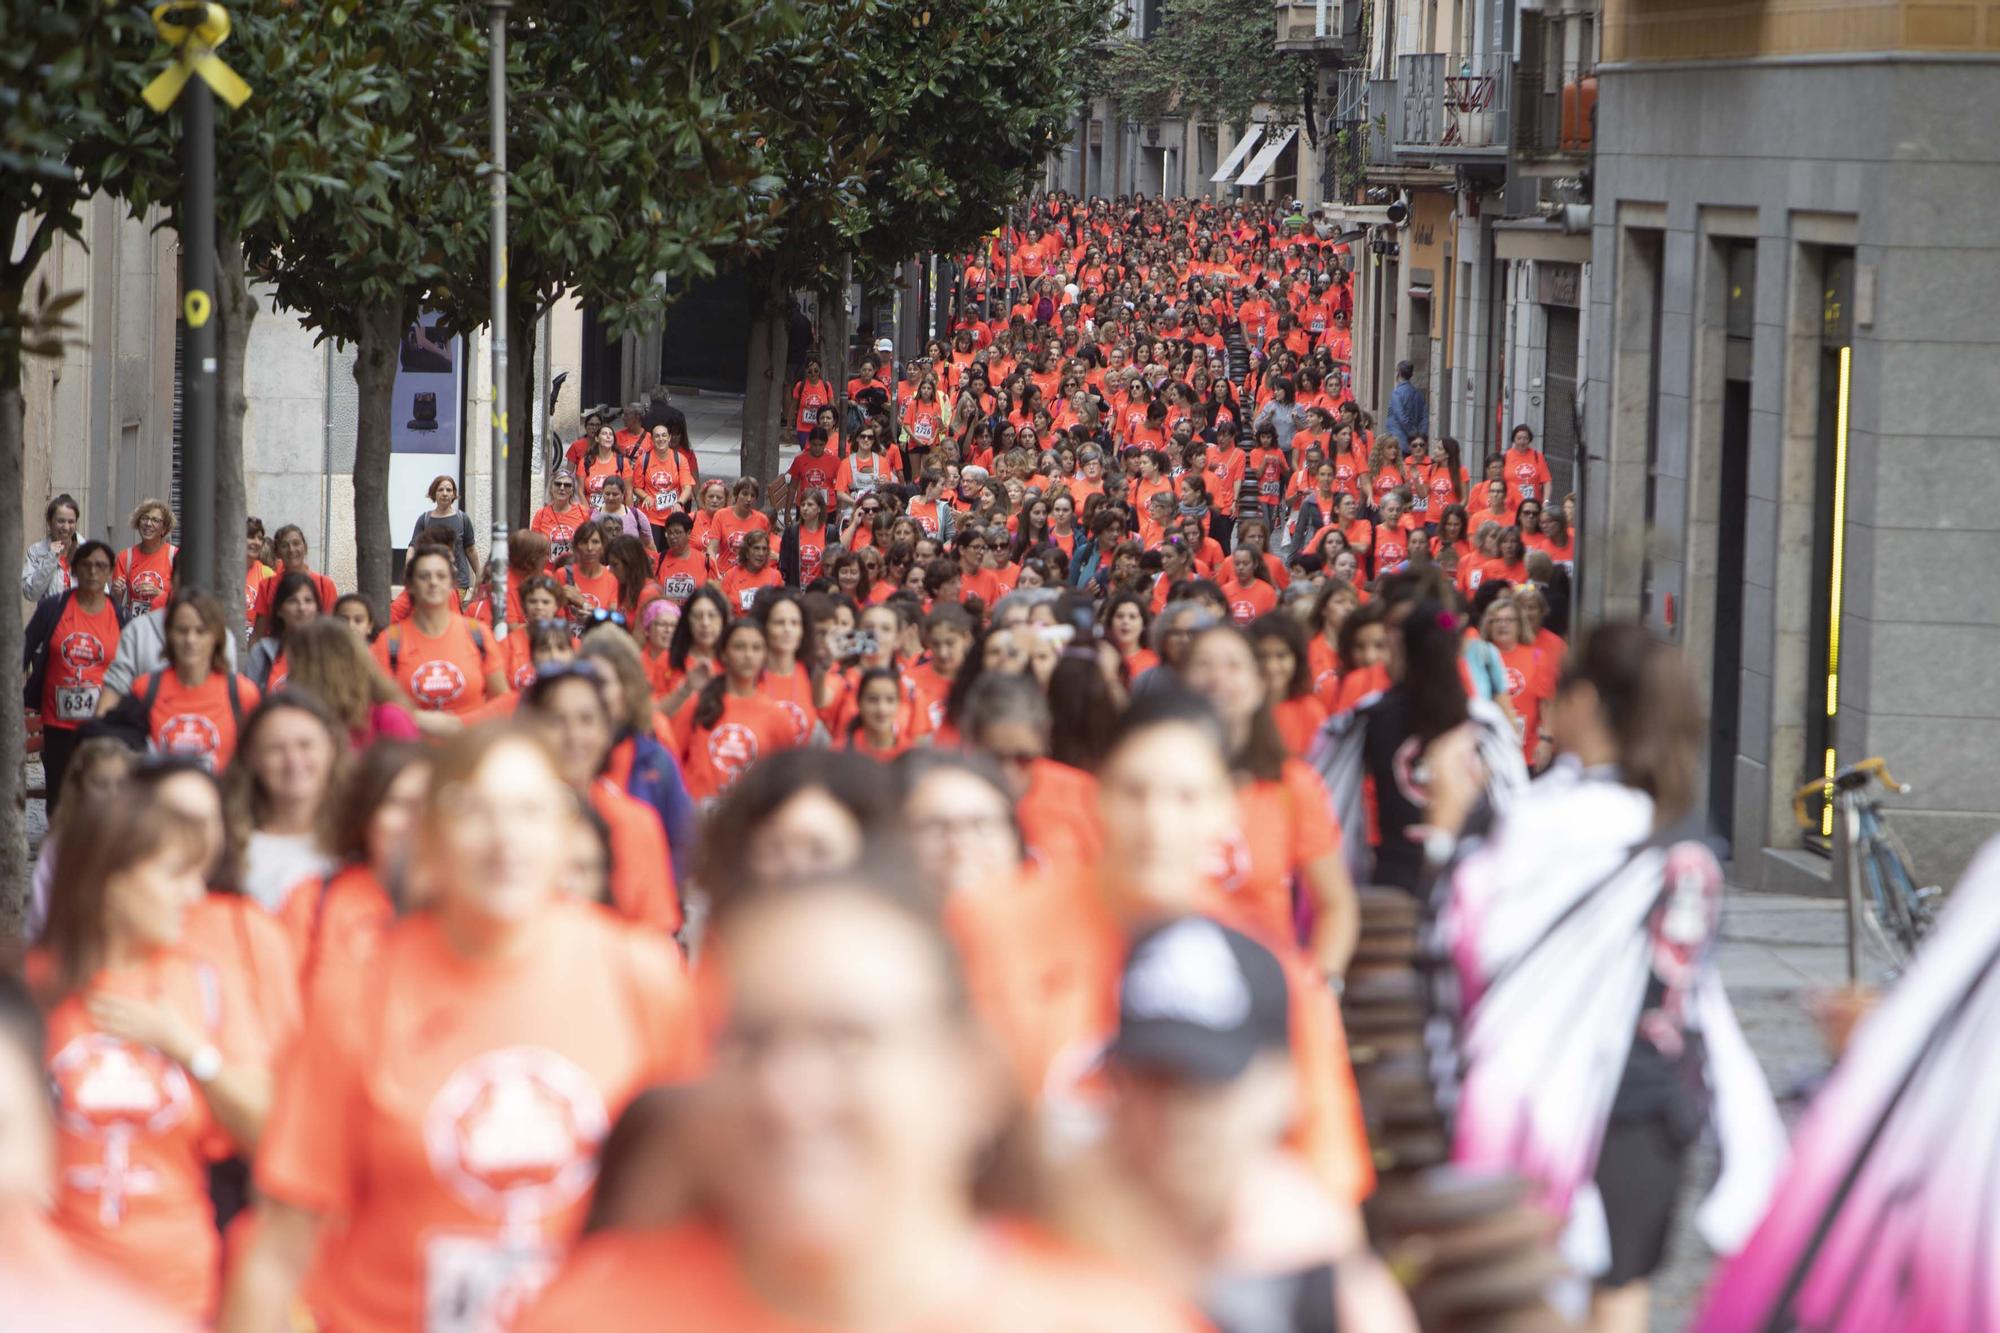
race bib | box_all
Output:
[654,488,676,510]
[55,686,100,721]
[424,1233,557,1333]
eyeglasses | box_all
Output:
[553,481,574,491]
[529,618,573,634]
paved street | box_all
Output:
[1649,889,1893,1328]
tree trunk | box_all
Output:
[505,299,539,532]
[0,377,26,930]
[351,300,406,620]
[215,238,255,642]
[740,261,788,483]
[822,255,853,386]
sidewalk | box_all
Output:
[1649,888,1889,1327]
[667,390,750,480]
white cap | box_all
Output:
[874,337,894,354]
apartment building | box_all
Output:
[1584,0,2000,885]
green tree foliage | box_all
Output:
[0,0,145,918]
[493,0,792,526]
[1097,0,1312,129]
[736,0,1112,477]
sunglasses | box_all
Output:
[529,618,573,634]
[553,481,574,490]
[588,608,630,628]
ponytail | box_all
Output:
[691,675,729,733]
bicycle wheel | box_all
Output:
[1870,829,1934,949]
[1854,830,1914,967]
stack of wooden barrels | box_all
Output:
[1343,888,1572,1332]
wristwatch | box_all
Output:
[187,1043,223,1085]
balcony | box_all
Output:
[1513,53,1597,161]
[1273,0,1361,56]
[1391,53,1511,162]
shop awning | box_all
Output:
[1237,126,1299,187]
[1210,126,1265,182]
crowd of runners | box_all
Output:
[6,192,1991,1332]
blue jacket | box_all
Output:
[1386,379,1429,444]
[618,728,697,886]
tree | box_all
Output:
[249,1,492,618]
[1096,0,1311,130]
[734,0,1112,480]
[0,0,144,923]
[74,0,441,636]
[489,0,791,528]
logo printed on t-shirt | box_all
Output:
[58,630,108,675]
[412,658,469,709]
[50,1034,193,1225]
[776,700,811,743]
[423,1046,610,1219]
[157,712,221,762]
[706,721,761,781]
[127,569,168,611]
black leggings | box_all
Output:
[40,724,82,817]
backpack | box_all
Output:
[85,667,244,756]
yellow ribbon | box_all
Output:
[141,2,253,113]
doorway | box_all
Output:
[1707,240,1756,849]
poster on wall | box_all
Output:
[388,311,464,560]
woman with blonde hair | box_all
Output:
[280,617,421,749]
[112,497,177,617]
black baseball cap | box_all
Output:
[1108,917,1290,1083]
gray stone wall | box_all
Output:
[1583,57,2000,887]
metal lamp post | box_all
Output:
[487,0,511,639]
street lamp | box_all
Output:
[487,0,511,640]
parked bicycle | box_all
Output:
[1793,757,1941,978]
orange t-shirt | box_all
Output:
[1223,576,1277,625]
[372,614,499,716]
[253,900,700,1333]
[1205,758,1342,950]
[43,945,277,1318]
[634,449,687,526]
[1272,694,1330,759]
[276,863,396,1017]
[786,447,841,502]
[517,1219,1209,1333]
[42,594,121,730]
[560,563,622,622]
[1017,758,1104,871]
[252,569,338,623]
[532,503,593,564]
[113,542,176,616]
[950,867,1373,1205]
[1,1212,200,1333]
[590,778,682,934]
[652,546,710,605]
[179,893,303,1062]
[136,670,260,771]
[709,509,772,575]
[754,663,821,746]
[721,563,783,614]
[674,690,797,804]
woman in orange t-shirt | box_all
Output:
[558,519,622,624]
[1221,546,1279,625]
[531,471,592,565]
[843,667,922,760]
[949,696,1374,1209]
[720,528,783,613]
[1482,589,1553,768]
[708,478,773,577]
[222,728,701,1333]
[112,497,178,617]
[1306,581,1362,709]
[655,586,728,717]
[752,591,822,746]
[524,666,682,933]
[1102,591,1159,685]
[1249,613,1331,758]
[37,788,278,1320]
[370,546,507,723]
[577,424,631,511]
[515,871,1208,1333]
[673,617,796,806]
[275,742,430,1015]
[123,589,261,772]
[1182,625,1357,979]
